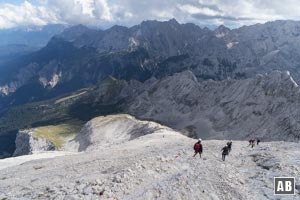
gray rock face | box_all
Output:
[79,70,300,141]
[214,20,300,81]
[13,130,56,157]
[125,70,300,140]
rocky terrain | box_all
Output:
[126,70,300,141]
[0,115,299,199]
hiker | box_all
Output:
[227,140,232,154]
[251,140,255,148]
[248,139,255,148]
[193,138,203,158]
[221,145,229,161]
[248,140,252,146]
[257,139,260,145]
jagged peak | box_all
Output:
[108,25,129,32]
[168,18,179,24]
[215,24,231,32]
[214,24,230,38]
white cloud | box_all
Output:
[1,0,300,29]
[0,0,113,29]
[0,1,59,29]
[92,0,112,21]
[178,4,221,16]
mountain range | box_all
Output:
[2,19,300,108]
[2,19,300,157]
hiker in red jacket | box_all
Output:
[193,139,203,158]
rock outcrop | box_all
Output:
[13,129,56,157]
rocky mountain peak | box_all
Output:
[108,25,129,33]
[167,18,180,26]
[214,24,230,38]
[57,24,95,42]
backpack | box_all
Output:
[222,147,229,155]
[194,143,200,151]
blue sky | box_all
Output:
[0,0,300,29]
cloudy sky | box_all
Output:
[0,0,300,29]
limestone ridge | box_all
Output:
[65,114,175,152]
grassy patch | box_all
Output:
[31,121,84,149]
[55,90,88,104]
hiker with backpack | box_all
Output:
[227,140,232,154]
[248,139,255,148]
[257,139,260,145]
[221,145,229,161]
[193,139,203,158]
